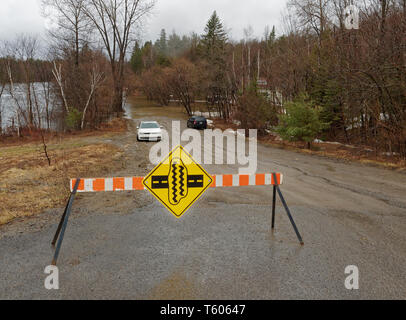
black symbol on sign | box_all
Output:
[151,157,204,206]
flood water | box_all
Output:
[123,96,213,123]
[124,96,191,122]
[0,87,207,132]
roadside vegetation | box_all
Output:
[276,94,330,149]
[134,2,406,163]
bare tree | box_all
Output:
[243,25,254,85]
[4,35,41,129]
[81,64,104,129]
[0,60,6,134]
[42,0,91,66]
[52,61,70,113]
[83,0,155,112]
[167,59,198,116]
[38,72,54,130]
[6,62,23,137]
[3,35,40,135]
[0,82,4,135]
[288,0,331,46]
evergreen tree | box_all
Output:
[276,94,330,149]
[201,11,227,63]
[157,29,167,55]
[130,42,144,74]
[267,26,276,46]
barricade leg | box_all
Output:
[52,195,71,246]
[272,173,304,245]
[272,186,276,229]
[51,178,81,266]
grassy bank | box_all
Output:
[0,119,127,225]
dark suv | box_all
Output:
[187,116,208,130]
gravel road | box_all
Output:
[1,101,405,300]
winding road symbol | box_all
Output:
[143,146,213,218]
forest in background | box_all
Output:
[133,0,406,159]
[0,0,405,160]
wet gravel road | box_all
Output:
[1,101,406,300]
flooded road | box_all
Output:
[124,96,190,121]
[1,96,406,299]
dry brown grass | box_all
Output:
[0,118,128,147]
[0,133,125,225]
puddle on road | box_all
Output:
[146,270,198,299]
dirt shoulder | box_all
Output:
[0,118,129,226]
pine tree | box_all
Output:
[201,11,227,63]
[276,94,330,149]
[130,42,143,74]
[268,26,276,45]
[157,29,167,55]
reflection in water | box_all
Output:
[0,83,62,131]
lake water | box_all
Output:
[0,87,210,132]
[0,82,62,132]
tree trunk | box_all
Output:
[112,86,124,113]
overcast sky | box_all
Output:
[0,0,288,43]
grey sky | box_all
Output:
[0,0,287,43]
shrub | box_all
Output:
[65,108,83,130]
[277,94,330,148]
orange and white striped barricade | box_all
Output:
[51,173,303,265]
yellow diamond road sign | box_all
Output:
[143,145,213,218]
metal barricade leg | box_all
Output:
[272,173,304,245]
[52,195,71,246]
[272,185,277,229]
[51,179,81,265]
